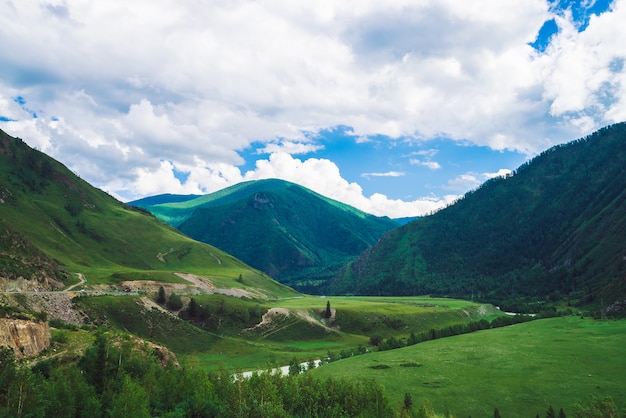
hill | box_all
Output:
[330,123,626,311]
[131,179,398,292]
[0,129,293,298]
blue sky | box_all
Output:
[0,0,623,217]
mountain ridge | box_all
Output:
[330,123,626,310]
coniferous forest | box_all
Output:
[0,331,395,418]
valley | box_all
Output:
[1,126,626,416]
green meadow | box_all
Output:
[75,294,505,373]
[311,316,626,417]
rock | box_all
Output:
[0,318,50,358]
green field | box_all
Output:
[75,294,505,373]
[311,316,626,417]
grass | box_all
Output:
[0,135,293,299]
[71,292,501,375]
[310,316,626,417]
[174,295,502,373]
[75,296,220,354]
[269,295,501,338]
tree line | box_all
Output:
[0,329,396,417]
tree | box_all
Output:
[494,407,501,418]
[572,395,618,418]
[369,335,383,346]
[547,405,556,418]
[288,357,302,376]
[168,292,183,310]
[188,298,198,317]
[559,408,566,418]
[157,286,166,304]
[107,374,150,418]
[324,300,332,319]
[403,393,413,411]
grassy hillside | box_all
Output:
[311,316,626,417]
[0,129,292,297]
[331,123,626,311]
[71,293,502,372]
[132,179,398,291]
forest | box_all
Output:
[0,330,396,418]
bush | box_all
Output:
[49,318,78,330]
[50,330,69,344]
[167,293,183,311]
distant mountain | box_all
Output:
[131,179,398,291]
[393,216,419,225]
[130,193,202,207]
[330,123,626,310]
[0,129,290,297]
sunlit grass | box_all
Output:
[311,316,626,417]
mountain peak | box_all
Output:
[134,179,398,292]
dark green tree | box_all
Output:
[168,292,183,310]
[107,374,150,418]
[494,407,501,418]
[0,347,16,403]
[403,392,413,411]
[559,408,566,418]
[156,286,166,304]
[288,357,302,376]
[324,300,332,318]
[547,405,556,418]
[369,335,383,346]
[188,297,198,317]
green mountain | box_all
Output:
[0,129,292,297]
[330,123,626,309]
[131,179,398,291]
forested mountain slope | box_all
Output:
[132,179,398,291]
[330,123,626,309]
[0,129,289,297]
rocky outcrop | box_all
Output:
[0,318,50,358]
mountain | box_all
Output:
[330,123,626,309]
[0,129,292,297]
[131,179,398,291]
[392,216,419,225]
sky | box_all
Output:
[0,0,624,218]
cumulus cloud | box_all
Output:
[239,153,458,217]
[361,171,406,179]
[0,0,624,217]
[445,169,513,192]
[256,141,324,155]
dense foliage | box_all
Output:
[134,179,398,291]
[331,123,626,309]
[0,331,396,417]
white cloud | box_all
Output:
[445,173,483,192]
[409,159,441,170]
[445,168,513,193]
[256,141,324,155]
[361,171,406,179]
[484,168,513,179]
[110,151,451,217]
[239,153,455,217]
[1,0,625,217]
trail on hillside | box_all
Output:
[64,273,86,292]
